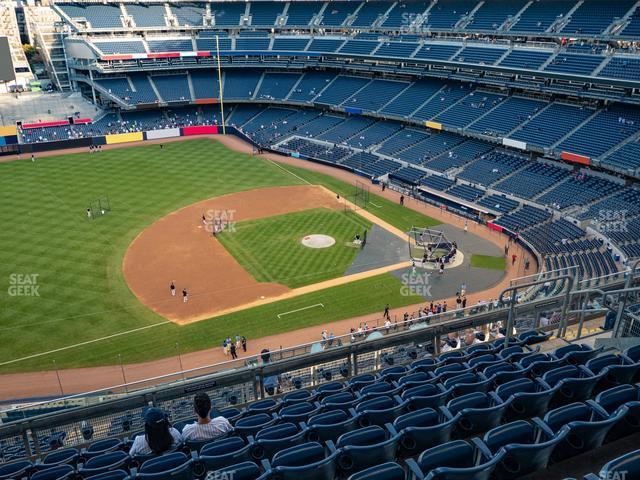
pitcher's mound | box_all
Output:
[302,234,336,249]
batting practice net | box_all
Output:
[88,197,111,219]
[345,180,370,212]
[408,227,457,263]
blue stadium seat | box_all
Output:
[347,462,405,480]
[333,426,400,475]
[442,372,493,397]
[406,439,504,480]
[137,452,193,480]
[443,391,509,436]
[400,383,451,411]
[591,384,640,441]
[304,409,360,443]
[321,392,359,411]
[198,436,252,472]
[589,449,640,480]
[36,449,80,470]
[585,354,640,390]
[82,438,123,459]
[233,414,277,439]
[552,344,603,365]
[84,470,129,480]
[78,451,130,477]
[282,390,317,405]
[542,365,602,406]
[278,402,322,423]
[264,442,339,480]
[390,407,456,456]
[31,466,76,480]
[539,402,625,462]
[495,378,557,421]
[517,330,552,346]
[207,462,261,480]
[0,459,32,480]
[477,420,567,479]
[355,396,406,427]
[249,422,306,461]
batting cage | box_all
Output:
[345,180,370,212]
[408,227,457,263]
[87,197,111,220]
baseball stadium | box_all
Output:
[0,1,640,479]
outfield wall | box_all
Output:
[16,125,229,154]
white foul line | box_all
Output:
[277,303,325,318]
[369,202,382,208]
[0,321,172,366]
[265,158,311,185]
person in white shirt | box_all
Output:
[181,392,233,442]
[129,407,182,457]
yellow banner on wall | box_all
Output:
[0,125,17,136]
[105,132,144,145]
[425,121,443,131]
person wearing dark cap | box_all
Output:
[129,407,182,457]
[181,392,232,442]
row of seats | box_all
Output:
[4,341,640,480]
[58,0,639,36]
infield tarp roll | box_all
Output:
[146,128,181,140]
[182,125,219,136]
[105,132,144,145]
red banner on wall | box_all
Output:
[182,125,219,136]
[486,222,504,233]
[22,120,69,129]
[561,151,590,166]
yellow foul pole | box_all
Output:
[215,35,226,135]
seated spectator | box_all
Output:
[129,407,182,457]
[182,392,233,442]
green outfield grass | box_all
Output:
[471,254,507,270]
[0,138,438,373]
[218,208,371,288]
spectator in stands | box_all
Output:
[129,407,182,457]
[182,393,232,442]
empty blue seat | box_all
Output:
[360,382,402,399]
[282,390,316,405]
[406,439,504,480]
[623,344,640,363]
[266,442,339,480]
[315,382,346,399]
[478,420,566,479]
[199,437,252,472]
[540,402,625,461]
[322,392,359,411]
[443,372,492,397]
[517,353,551,370]
[592,384,640,441]
[0,460,32,480]
[250,422,306,461]
[83,438,123,459]
[278,402,321,423]
[401,383,450,410]
[247,399,279,414]
[391,407,456,456]
[467,354,503,372]
[234,414,276,439]
[525,358,569,378]
[79,451,129,477]
[138,452,193,480]
[397,371,432,388]
[380,366,408,382]
[305,409,360,443]
[333,426,400,475]
[348,374,377,391]
[31,466,76,480]
[585,354,640,390]
[495,378,556,421]
[518,330,552,346]
[84,470,129,480]
[553,344,602,365]
[37,449,80,470]
[590,448,640,480]
[219,407,244,423]
[483,364,524,387]
[355,396,406,427]
[347,462,405,480]
[207,462,260,480]
[444,392,509,436]
[542,365,602,406]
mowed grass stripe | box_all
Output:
[0,139,436,372]
[217,208,372,287]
